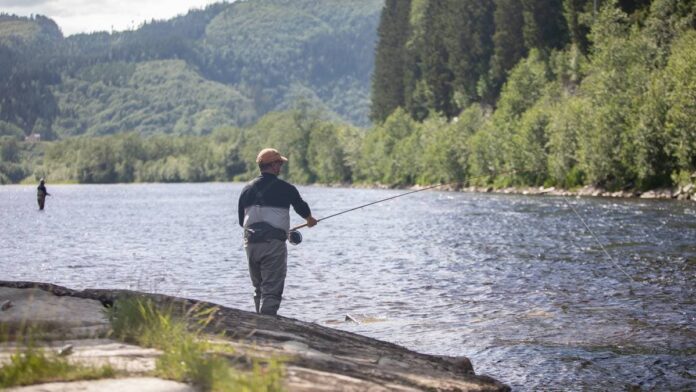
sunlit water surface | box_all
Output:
[1,183,694,391]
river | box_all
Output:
[1,183,694,391]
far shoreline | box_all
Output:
[313,181,696,202]
[4,180,694,202]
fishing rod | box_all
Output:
[286,182,451,245]
[291,182,452,232]
[288,170,639,295]
[290,169,517,235]
[286,170,518,247]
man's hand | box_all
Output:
[306,216,318,228]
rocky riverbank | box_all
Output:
[0,281,509,391]
[456,183,695,200]
[332,178,696,201]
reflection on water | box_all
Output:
[1,183,694,391]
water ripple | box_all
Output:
[1,184,694,391]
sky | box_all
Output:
[0,0,229,36]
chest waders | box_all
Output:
[243,177,290,315]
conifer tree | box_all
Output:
[563,0,592,53]
[442,0,495,106]
[370,0,412,123]
[522,0,569,51]
[487,0,526,103]
[420,0,456,118]
[403,0,429,122]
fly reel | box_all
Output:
[288,230,303,246]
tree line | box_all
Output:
[0,107,356,185]
[370,0,695,190]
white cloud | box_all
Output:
[0,0,52,6]
[0,0,227,36]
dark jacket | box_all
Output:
[238,173,311,231]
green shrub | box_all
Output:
[106,297,284,392]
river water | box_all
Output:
[1,183,694,391]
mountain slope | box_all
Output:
[53,60,256,137]
[0,0,383,139]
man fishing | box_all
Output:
[37,178,51,210]
[238,148,317,316]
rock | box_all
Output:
[285,366,418,392]
[63,339,160,373]
[468,186,491,193]
[441,356,474,374]
[676,185,693,200]
[607,190,636,198]
[548,189,572,196]
[344,313,385,324]
[1,299,12,311]
[58,344,73,356]
[246,328,308,342]
[682,184,694,200]
[0,281,510,392]
[281,340,334,361]
[577,186,603,197]
[6,377,196,392]
[377,356,410,368]
[640,189,674,199]
[345,314,359,324]
[0,287,110,339]
[0,338,162,374]
[282,340,310,352]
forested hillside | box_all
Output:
[0,0,382,141]
[0,14,62,140]
[368,0,696,191]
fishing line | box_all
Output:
[560,195,636,290]
[290,170,517,234]
[291,182,451,231]
[290,170,516,233]
[287,170,518,247]
[289,169,638,294]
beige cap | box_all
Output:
[256,148,288,165]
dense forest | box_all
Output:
[1,0,695,193]
[369,0,696,190]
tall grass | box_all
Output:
[106,296,284,392]
[0,342,115,388]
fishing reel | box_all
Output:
[288,230,303,246]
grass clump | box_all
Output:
[106,296,284,391]
[0,344,115,388]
